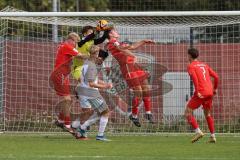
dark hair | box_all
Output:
[81,26,94,35]
[188,48,199,59]
[98,49,109,60]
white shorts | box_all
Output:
[79,96,92,109]
[79,96,108,113]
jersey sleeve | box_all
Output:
[107,40,120,52]
[78,33,95,47]
[208,65,219,90]
[188,65,199,93]
[63,44,79,56]
[94,30,109,45]
[113,41,121,47]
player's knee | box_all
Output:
[100,108,109,117]
[63,95,71,101]
[204,109,211,117]
[64,99,72,105]
[62,99,73,112]
[133,85,142,91]
[82,108,92,113]
[56,99,71,108]
[141,83,150,90]
[133,86,143,98]
[184,107,192,118]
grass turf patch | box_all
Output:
[0,134,239,160]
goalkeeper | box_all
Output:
[71,25,109,81]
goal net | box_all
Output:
[0,6,240,134]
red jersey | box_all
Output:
[187,61,219,97]
[54,42,79,75]
[107,39,141,76]
[107,39,149,88]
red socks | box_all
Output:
[206,116,215,134]
[143,97,151,112]
[64,116,71,125]
[132,97,140,115]
[187,115,199,129]
[58,112,64,121]
[132,97,152,115]
[187,115,215,134]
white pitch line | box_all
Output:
[0,155,237,160]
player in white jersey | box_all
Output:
[75,45,112,141]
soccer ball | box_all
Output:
[96,20,112,31]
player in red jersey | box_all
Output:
[185,48,219,143]
[106,28,155,127]
[50,32,88,134]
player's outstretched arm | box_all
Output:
[63,43,88,60]
[127,39,155,50]
[114,44,136,57]
[98,80,106,85]
[78,33,95,48]
[94,30,109,45]
[89,81,112,89]
[75,53,89,60]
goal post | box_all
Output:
[0,7,240,134]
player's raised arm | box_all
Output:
[94,30,110,45]
[126,39,155,50]
[89,81,112,89]
[75,53,89,60]
[109,40,135,57]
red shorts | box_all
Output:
[125,70,149,88]
[50,72,70,96]
[187,95,213,110]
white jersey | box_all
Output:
[80,60,98,90]
[76,60,101,99]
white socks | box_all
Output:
[71,119,80,129]
[74,112,108,137]
[65,124,71,128]
[132,114,138,118]
[98,116,108,136]
[81,112,99,130]
[195,128,202,133]
[58,120,64,123]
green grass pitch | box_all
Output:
[0,134,239,160]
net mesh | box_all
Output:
[0,7,239,133]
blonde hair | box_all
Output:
[67,32,80,42]
[89,45,100,55]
